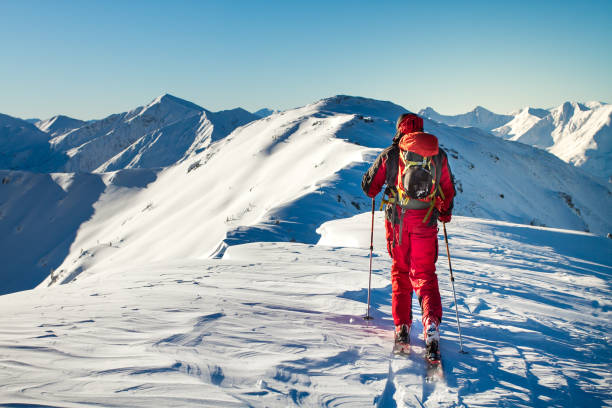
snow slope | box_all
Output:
[0,214,609,407]
[35,115,86,138]
[0,168,156,295]
[0,113,67,172]
[419,106,513,132]
[41,97,371,287]
[493,107,550,140]
[7,94,603,292]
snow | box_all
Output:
[0,214,610,407]
[493,107,550,140]
[425,102,612,181]
[41,104,367,287]
[0,113,67,172]
[2,95,611,296]
[39,94,259,173]
[419,106,514,132]
[35,114,85,138]
[1,93,611,406]
[543,102,612,181]
[0,170,106,295]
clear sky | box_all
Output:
[1,0,610,120]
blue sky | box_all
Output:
[0,0,610,119]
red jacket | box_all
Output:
[361,116,455,223]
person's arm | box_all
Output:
[362,152,388,198]
[437,153,456,222]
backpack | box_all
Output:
[384,132,445,228]
[397,152,438,205]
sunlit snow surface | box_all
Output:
[1,215,610,407]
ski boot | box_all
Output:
[394,323,410,354]
[424,318,441,363]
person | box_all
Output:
[361,113,456,360]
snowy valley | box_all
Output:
[0,94,611,407]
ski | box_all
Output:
[393,323,410,355]
[392,323,444,382]
[393,342,410,355]
[391,343,444,382]
[424,341,444,382]
[425,358,443,382]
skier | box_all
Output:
[361,113,456,361]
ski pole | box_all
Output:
[442,222,467,353]
[364,197,375,321]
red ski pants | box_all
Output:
[385,208,442,328]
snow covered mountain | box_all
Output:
[35,114,86,138]
[1,95,611,406]
[421,102,612,181]
[493,101,612,181]
[51,94,259,173]
[29,95,610,292]
[492,107,550,139]
[0,95,258,174]
[0,113,67,172]
[419,106,513,132]
[1,94,610,295]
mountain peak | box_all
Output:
[419,105,512,132]
[473,105,491,113]
[253,108,278,118]
[585,101,607,109]
[36,114,85,135]
[315,95,408,121]
[148,93,204,112]
[419,107,438,116]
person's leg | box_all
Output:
[407,217,442,330]
[386,217,413,328]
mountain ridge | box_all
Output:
[420,101,611,181]
[0,94,610,295]
[35,115,86,138]
[34,94,611,291]
[418,105,513,132]
[0,94,259,173]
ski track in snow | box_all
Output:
[0,215,610,407]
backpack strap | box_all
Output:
[398,207,405,245]
[420,158,444,223]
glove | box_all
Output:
[438,212,451,223]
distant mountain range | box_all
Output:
[419,106,513,132]
[35,115,87,138]
[1,94,610,295]
[253,108,279,118]
[419,102,611,181]
[1,95,258,173]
